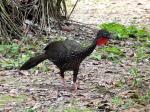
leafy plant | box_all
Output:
[0,43,20,57]
[111,96,123,107]
[90,52,101,61]
[123,99,135,109]
[105,46,124,56]
[130,68,140,77]
[36,60,51,72]
[127,25,138,35]
[0,43,33,70]
[115,80,126,88]
[137,90,150,105]
[25,107,37,112]
[99,22,150,40]
[99,23,129,39]
[91,46,124,61]
[103,46,124,61]
[129,68,143,87]
[136,29,149,38]
[135,46,150,62]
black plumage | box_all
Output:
[20,30,111,92]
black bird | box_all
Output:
[20,30,111,92]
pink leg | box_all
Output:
[73,69,79,94]
[61,77,67,90]
[73,82,78,93]
[60,71,67,90]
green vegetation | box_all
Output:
[114,80,126,88]
[111,96,123,107]
[0,38,50,72]
[135,46,150,62]
[1,23,149,70]
[136,90,150,105]
[104,46,124,61]
[0,22,150,111]
[90,52,102,61]
[100,23,129,39]
[123,99,135,109]
[111,96,136,110]
[111,67,150,110]
[25,108,37,112]
[91,23,150,64]
[129,67,142,87]
[0,43,32,70]
[95,22,150,110]
[99,22,150,40]
[0,94,27,108]
[90,45,124,62]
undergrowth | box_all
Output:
[91,22,150,110]
[0,22,150,111]
[0,37,50,72]
[91,22,150,63]
[99,22,150,40]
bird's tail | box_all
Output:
[20,53,47,70]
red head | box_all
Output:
[95,30,111,46]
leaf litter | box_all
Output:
[0,0,150,111]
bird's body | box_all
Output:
[20,30,111,92]
[44,40,84,71]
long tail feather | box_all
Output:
[20,53,47,70]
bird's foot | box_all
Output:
[73,82,78,94]
[72,85,78,97]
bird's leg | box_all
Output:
[61,77,67,90]
[73,69,79,93]
[60,71,67,90]
[73,82,78,93]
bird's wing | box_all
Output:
[44,40,82,62]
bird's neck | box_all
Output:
[77,40,97,59]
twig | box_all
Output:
[68,0,79,19]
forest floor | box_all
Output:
[0,0,150,112]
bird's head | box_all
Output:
[95,30,111,46]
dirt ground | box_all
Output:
[0,0,150,112]
[71,0,150,25]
